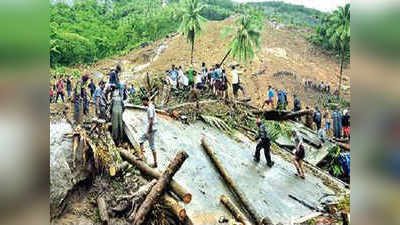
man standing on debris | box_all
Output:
[267,85,275,109]
[111,87,124,146]
[305,106,314,129]
[332,107,342,138]
[313,107,322,130]
[231,65,246,100]
[342,109,350,138]
[82,87,89,116]
[139,96,158,168]
[94,81,107,120]
[292,131,306,179]
[55,77,65,103]
[254,118,275,167]
[66,76,72,98]
[88,78,96,98]
[293,94,301,112]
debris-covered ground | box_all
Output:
[50,16,350,225]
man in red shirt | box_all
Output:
[55,78,65,103]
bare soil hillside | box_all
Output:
[73,17,350,109]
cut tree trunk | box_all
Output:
[119,149,192,203]
[97,196,109,225]
[220,195,252,225]
[133,151,189,225]
[191,36,194,65]
[124,104,170,117]
[201,138,272,225]
[164,99,219,111]
[128,179,158,221]
[161,194,187,222]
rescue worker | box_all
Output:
[254,118,275,167]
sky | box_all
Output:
[231,0,350,12]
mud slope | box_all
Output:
[76,17,350,108]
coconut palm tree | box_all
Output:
[178,0,206,64]
[327,4,350,97]
[220,14,261,66]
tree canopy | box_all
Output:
[50,0,234,68]
[229,14,261,64]
[177,0,206,64]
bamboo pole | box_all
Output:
[119,149,192,204]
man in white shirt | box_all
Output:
[231,65,246,99]
[177,66,189,87]
[139,96,158,168]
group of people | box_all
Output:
[50,65,139,147]
[164,62,247,100]
[304,106,350,141]
[50,75,97,119]
[303,79,331,94]
[262,84,351,141]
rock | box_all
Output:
[50,121,91,218]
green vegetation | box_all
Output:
[177,0,206,64]
[247,1,326,27]
[200,0,235,21]
[327,145,344,177]
[220,13,262,65]
[50,0,180,67]
[50,0,235,68]
[309,4,350,96]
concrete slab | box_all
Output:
[123,109,337,225]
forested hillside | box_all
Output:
[50,0,235,67]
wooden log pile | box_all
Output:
[132,151,189,225]
[119,149,192,204]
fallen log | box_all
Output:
[119,149,192,203]
[164,99,219,111]
[97,196,109,225]
[282,110,312,120]
[124,104,170,117]
[253,109,311,121]
[201,138,272,225]
[161,194,187,222]
[128,179,158,221]
[133,151,189,225]
[220,195,252,225]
